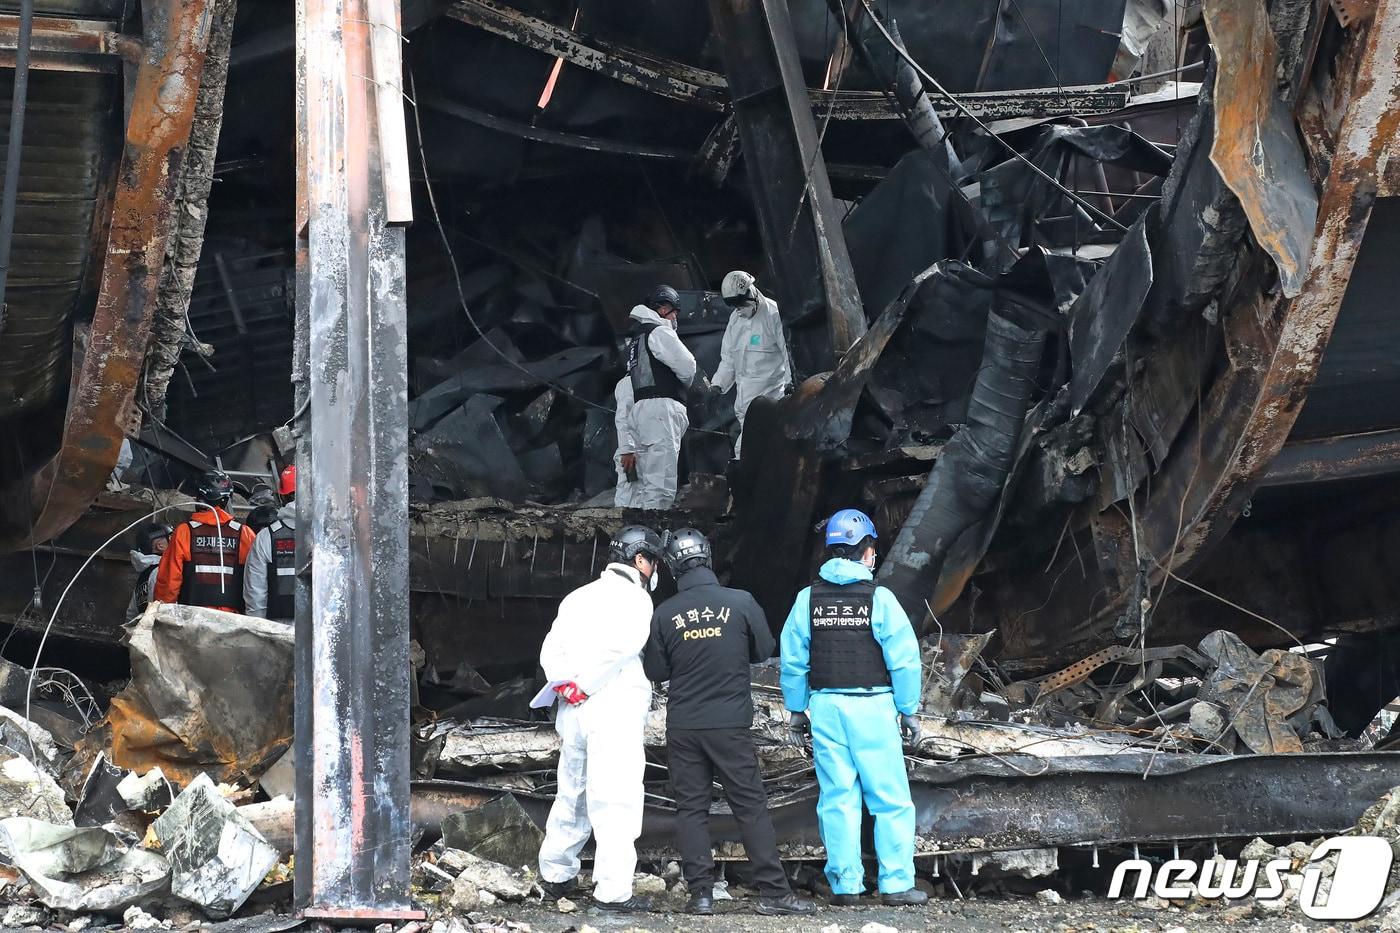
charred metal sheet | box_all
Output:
[445,0,1127,122]
[295,0,415,915]
[85,603,294,787]
[0,70,115,421]
[1066,215,1153,414]
[976,9,1400,664]
[905,752,1400,852]
[1203,0,1319,297]
[0,0,215,549]
[1263,428,1400,486]
[707,0,865,368]
[1145,0,1400,571]
[0,14,127,73]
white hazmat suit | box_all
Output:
[714,273,792,456]
[537,563,655,904]
[618,304,695,509]
[612,376,638,508]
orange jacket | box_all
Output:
[153,508,257,611]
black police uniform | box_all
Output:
[642,566,791,899]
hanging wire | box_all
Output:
[24,500,201,761]
[404,68,731,439]
[855,0,1129,233]
[1007,0,1063,91]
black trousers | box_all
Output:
[667,727,790,898]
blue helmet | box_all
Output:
[824,508,877,547]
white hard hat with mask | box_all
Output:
[713,270,793,455]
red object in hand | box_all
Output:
[554,681,589,705]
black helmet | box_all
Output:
[663,527,711,574]
[645,284,680,312]
[136,522,172,553]
[248,482,278,508]
[609,525,664,564]
[195,469,233,507]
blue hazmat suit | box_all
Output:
[779,558,922,895]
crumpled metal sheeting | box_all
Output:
[844,148,962,323]
[1195,630,1326,754]
[0,750,71,824]
[1202,0,1319,298]
[91,604,294,787]
[978,124,1173,248]
[920,632,996,717]
[434,721,562,778]
[0,817,171,913]
[1139,59,1248,336]
[868,261,994,439]
[150,773,279,919]
[412,394,532,502]
[407,347,608,432]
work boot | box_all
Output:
[594,895,653,913]
[755,892,818,915]
[687,893,715,915]
[882,888,929,906]
[829,893,862,906]
[541,878,575,899]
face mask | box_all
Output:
[862,552,877,571]
[648,570,659,592]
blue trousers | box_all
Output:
[809,690,916,895]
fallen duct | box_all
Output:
[880,280,1050,625]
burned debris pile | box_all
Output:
[0,597,1387,925]
[0,0,1396,924]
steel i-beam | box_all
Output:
[707,0,866,370]
[293,0,417,918]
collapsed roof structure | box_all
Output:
[0,0,1396,920]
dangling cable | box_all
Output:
[23,500,200,761]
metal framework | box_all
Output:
[707,0,866,367]
[445,0,1129,122]
[0,14,138,73]
[0,0,216,549]
[293,0,418,919]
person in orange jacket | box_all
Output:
[154,469,257,613]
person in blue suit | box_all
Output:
[779,508,927,906]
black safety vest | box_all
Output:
[179,518,245,610]
[808,579,891,690]
[266,520,297,621]
[628,322,686,403]
[129,565,157,619]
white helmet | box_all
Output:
[721,270,757,308]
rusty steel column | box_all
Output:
[707,0,865,371]
[0,0,215,549]
[294,0,416,919]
